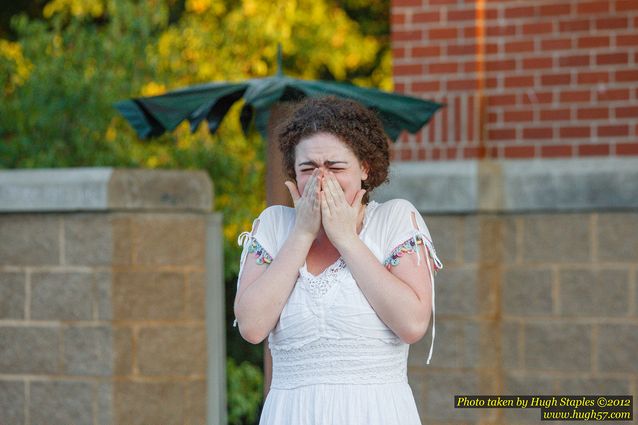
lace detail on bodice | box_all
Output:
[269,338,409,389]
[299,258,348,297]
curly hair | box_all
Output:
[277,96,390,204]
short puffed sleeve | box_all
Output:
[382,199,443,272]
[233,205,292,328]
[380,199,443,364]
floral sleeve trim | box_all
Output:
[246,237,273,265]
[383,234,443,272]
[384,237,423,268]
[384,233,443,365]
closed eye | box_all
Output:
[300,167,345,172]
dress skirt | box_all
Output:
[259,381,422,425]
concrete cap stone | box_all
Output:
[373,157,638,213]
[0,167,213,212]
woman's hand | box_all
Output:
[285,169,322,241]
[320,171,366,250]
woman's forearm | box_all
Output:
[234,230,314,343]
[337,237,432,344]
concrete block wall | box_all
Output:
[407,213,638,424]
[0,168,221,425]
[374,157,638,424]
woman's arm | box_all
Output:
[234,229,314,344]
[234,170,321,344]
[320,172,435,343]
[337,237,434,344]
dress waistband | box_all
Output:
[269,338,409,389]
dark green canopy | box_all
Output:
[115,70,442,142]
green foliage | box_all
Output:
[0,1,163,168]
[227,357,264,425]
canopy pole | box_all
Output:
[262,101,294,399]
[266,102,294,208]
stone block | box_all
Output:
[503,157,638,211]
[423,371,480,422]
[111,215,132,265]
[0,327,59,374]
[503,268,553,316]
[559,269,629,317]
[114,381,185,424]
[409,320,463,369]
[374,161,477,213]
[0,380,25,424]
[463,321,505,369]
[114,327,132,376]
[374,158,638,214]
[524,322,591,372]
[186,272,206,320]
[112,271,184,320]
[437,266,499,319]
[0,215,59,266]
[425,216,458,266]
[502,372,556,424]
[108,168,212,211]
[521,215,590,263]
[436,268,478,316]
[63,326,113,376]
[94,271,112,320]
[64,214,112,265]
[0,168,212,212]
[408,369,427,409]
[131,215,205,266]
[598,214,638,262]
[97,382,113,425]
[558,377,631,395]
[29,380,93,425]
[137,325,206,376]
[184,379,207,425]
[597,324,638,373]
[501,217,520,264]
[503,371,556,395]
[463,215,516,264]
[31,272,93,320]
[0,272,25,319]
[0,168,112,212]
[500,321,520,370]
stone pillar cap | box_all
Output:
[373,157,638,213]
[0,167,213,212]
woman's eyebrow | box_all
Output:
[298,160,348,167]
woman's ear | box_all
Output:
[361,161,370,181]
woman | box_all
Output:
[233,96,443,425]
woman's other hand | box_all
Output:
[320,171,366,250]
[285,169,322,240]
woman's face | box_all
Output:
[294,132,369,205]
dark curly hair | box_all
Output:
[277,96,390,204]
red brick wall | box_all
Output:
[391,0,638,161]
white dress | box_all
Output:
[234,199,444,425]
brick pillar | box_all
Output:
[0,168,222,425]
